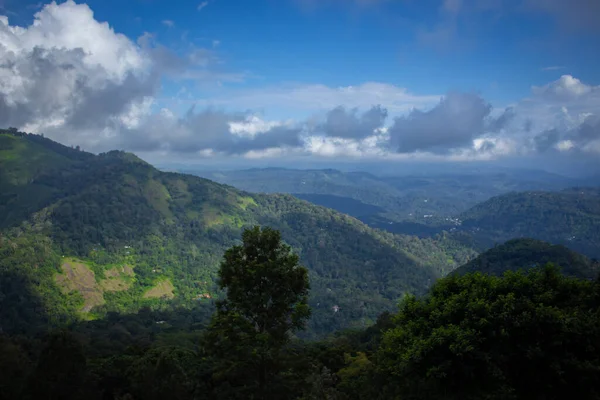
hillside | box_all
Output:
[0,130,475,337]
[458,189,600,258]
[187,167,583,236]
[453,238,600,279]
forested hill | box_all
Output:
[0,129,475,337]
[453,238,600,279]
[458,188,600,258]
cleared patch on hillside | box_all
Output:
[203,211,245,228]
[143,279,175,299]
[101,265,134,292]
[238,196,257,210]
[55,259,105,312]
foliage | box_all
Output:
[377,265,600,400]
[207,226,310,398]
[0,129,471,337]
[458,189,600,258]
[454,238,600,279]
[191,167,580,230]
[1,245,600,399]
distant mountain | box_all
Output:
[454,238,600,279]
[187,167,583,236]
[458,189,600,258]
[0,129,475,337]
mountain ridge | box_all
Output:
[0,129,475,337]
[453,238,600,279]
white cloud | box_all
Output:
[197,1,209,11]
[0,1,148,79]
[162,19,174,27]
[388,92,494,154]
[0,0,153,145]
[1,1,598,167]
[229,115,286,137]
[532,75,595,100]
[556,140,575,151]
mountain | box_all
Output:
[185,167,583,236]
[453,238,600,279]
[458,189,600,258]
[0,129,476,337]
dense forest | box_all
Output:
[458,189,600,258]
[2,129,600,399]
[0,129,475,337]
[189,166,585,229]
[454,238,600,279]
[1,227,599,399]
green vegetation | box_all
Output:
[1,260,598,399]
[374,265,600,400]
[207,226,310,398]
[458,189,600,258]
[3,129,600,399]
[190,167,580,230]
[454,238,600,279]
[0,129,473,337]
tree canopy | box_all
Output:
[208,226,310,399]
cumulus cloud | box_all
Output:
[388,92,493,154]
[1,1,599,166]
[319,105,387,139]
[0,1,255,153]
[0,1,153,144]
[113,108,305,156]
[531,116,600,155]
[486,107,515,132]
[568,115,600,149]
[532,75,596,101]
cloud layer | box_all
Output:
[0,1,599,169]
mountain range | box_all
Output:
[2,128,600,338]
[0,129,474,337]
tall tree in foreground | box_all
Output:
[208,226,311,400]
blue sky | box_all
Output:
[0,0,599,172]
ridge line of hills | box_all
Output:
[2,128,600,338]
[0,129,475,337]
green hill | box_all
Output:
[458,189,600,258]
[187,167,582,231]
[453,238,600,279]
[0,130,475,337]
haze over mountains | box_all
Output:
[182,167,600,256]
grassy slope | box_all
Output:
[0,131,474,336]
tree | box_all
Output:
[208,226,310,399]
[376,265,600,400]
[26,331,91,400]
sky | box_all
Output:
[0,0,599,174]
